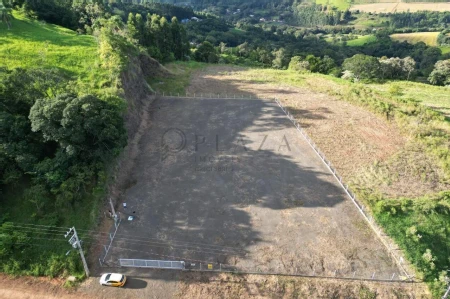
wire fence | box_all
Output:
[98,212,122,265]
[272,97,413,281]
[155,92,263,100]
[101,93,414,283]
[98,255,413,283]
[152,93,413,281]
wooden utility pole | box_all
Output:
[65,227,90,278]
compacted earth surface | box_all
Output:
[1,65,434,298]
[102,94,399,279]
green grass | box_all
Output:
[349,13,389,28]
[346,35,377,46]
[439,46,450,54]
[0,11,111,278]
[367,81,450,117]
[315,0,351,10]
[0,11,106,90]
[147,61,207,94]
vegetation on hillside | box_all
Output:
[1,9,133,278]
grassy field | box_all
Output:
[315,0,351,10]
[390,32,450,54]
[367,81,450,117]
[324,35,377,46]
[0,11,106,90]
[148,61,207,94]
[346,35,377,46]
[390,32,439,46]
[350,2,450,13]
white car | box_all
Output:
[99,273,127,287]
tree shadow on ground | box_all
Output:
[98,73,398,281]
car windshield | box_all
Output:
[120,276,125,282]
[105,274,111,281]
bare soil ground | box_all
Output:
[103,94,400,280]
[186,66,405,180]
[350,2,450,13]
[0,273,430,299]
[0,275,94,299]
[1,65,434,299]
[186,66,449,198]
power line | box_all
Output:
[5,222,245,254]
[2,228,244,257]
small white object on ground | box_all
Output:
[123,203,127,208]
[128,216,134,221]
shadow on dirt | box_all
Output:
[96,71,398,281]
[124,277,148,289]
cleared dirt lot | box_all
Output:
[186,66,406,181]
[103,93,400,280]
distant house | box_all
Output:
[260,18,266,22]
[250,14,254,18]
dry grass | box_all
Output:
[182,65,450,198]
[185,66,410,188]
[390,32,440,46]
[351,2,450,13]
[177,272,430,298]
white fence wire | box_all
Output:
[153,93,413,281]
[110,94,415,283]
[272,97,412,281]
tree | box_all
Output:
[289,56,310,72]
[194,41,218,63]
[126,13,138,41]
[171,17,183,60]
[219,42,227,54]
[160,16,174,62]
[135,13,144,44]
[380,56,415,80]
[0,68,68,183]
[428,59,450,86]
[237,42,249,57]
[29,93,126,160]
[272,48,288,69]
[342,54,381,81]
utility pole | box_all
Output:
[109,198,119,227]
[65,227,90,278]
